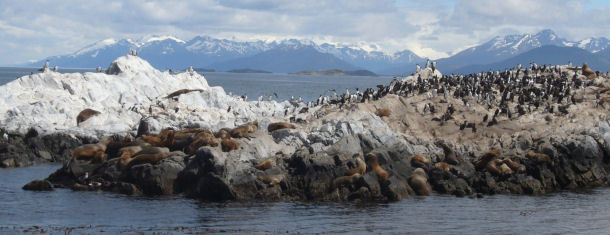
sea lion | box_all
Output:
[411,155,430,168]
[230,121,258,138]
[499,163,513,175]
[255,158,276,170]
[365,153,388,181]
[435,140,459,165]
[214,128,231,139]
[104,134,136,158]
[187,131,219,154]
[475,149,501,170]
[120,147,170,169]
[503,158,525,173]
[526,152,551,163]
[257,174,284,185]
[485,159,503,176]
[344,156,366,176]
[267,122,296,132]
[434,162,450,172]
[76,108,101,126]
[375,108,391,117]
[117,145,144,163]
[332,173,362,189]
[582,63,597,79]
[221,138,239,152]
[408,168,432,196]
[165,89,204,99]
[71,136,113,163]
[140,129,175,148]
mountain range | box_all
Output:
[25,29,610,75]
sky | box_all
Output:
[0,0,609,65]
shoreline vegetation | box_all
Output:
[2,55,609,202]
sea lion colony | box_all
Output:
[32,61,610,201]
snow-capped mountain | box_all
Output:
[565,37,610,53]
[452,45,610,74]
[314,43,425,74]
[210,44,360,73]
[438,29,610,72]
[27,35,424,74]
[25,29,610,75]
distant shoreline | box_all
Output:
[293,69,377,76]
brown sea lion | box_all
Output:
[214,128,231,139]
[76,108,101,126]
[345,156,366,176]
[120,147,170,169]
[485,159,503,176]
[499,163,513,175]
[118,145,144,161]
[221,138,239,152]
[187,131,219,154]
[435,140,458,165]
[375,108,391,117]
[267,122,296,132]
[475,149,501,170]
[176,128,209,135]
[526,152,551,163]
[140,130,175,148]
[434,162,450,172]
[332,173,362,189]
[165,89,204,99]
[408,168,432,196]
[230,126,248,138]
[255,158,276,170]
[582,63,597,78]
[257,174,284,185]
[71,136,113,163]
[365,153,388,181]
[503,158,525,173]
[230,121,258,138]
[411,154,430,168]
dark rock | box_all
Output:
[23,179,54,191]
[123,152,187,195]
[104,182,142,196]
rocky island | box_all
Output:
[294,69,377,76]
[3,55,609,202]
[227,68,271,73]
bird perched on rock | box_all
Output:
[2,133,8,143]
[78,172,89,183]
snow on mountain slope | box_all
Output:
[1,55,292,137]
[74,39,118,57]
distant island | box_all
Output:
[294,69,377,76]
[194,68,215,72]
[227,68,271,73]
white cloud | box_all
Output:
[0,0,608,65]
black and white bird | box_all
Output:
[2,133,8,143]
[78,172,89,183]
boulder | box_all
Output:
[23,179,54,191]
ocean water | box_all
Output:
[0,68,395,102]
[1,67,609,233]
[0,164,609,234]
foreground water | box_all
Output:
[0,68,395,102]
[1,164,609,234]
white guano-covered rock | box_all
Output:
[0,55,293,137]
